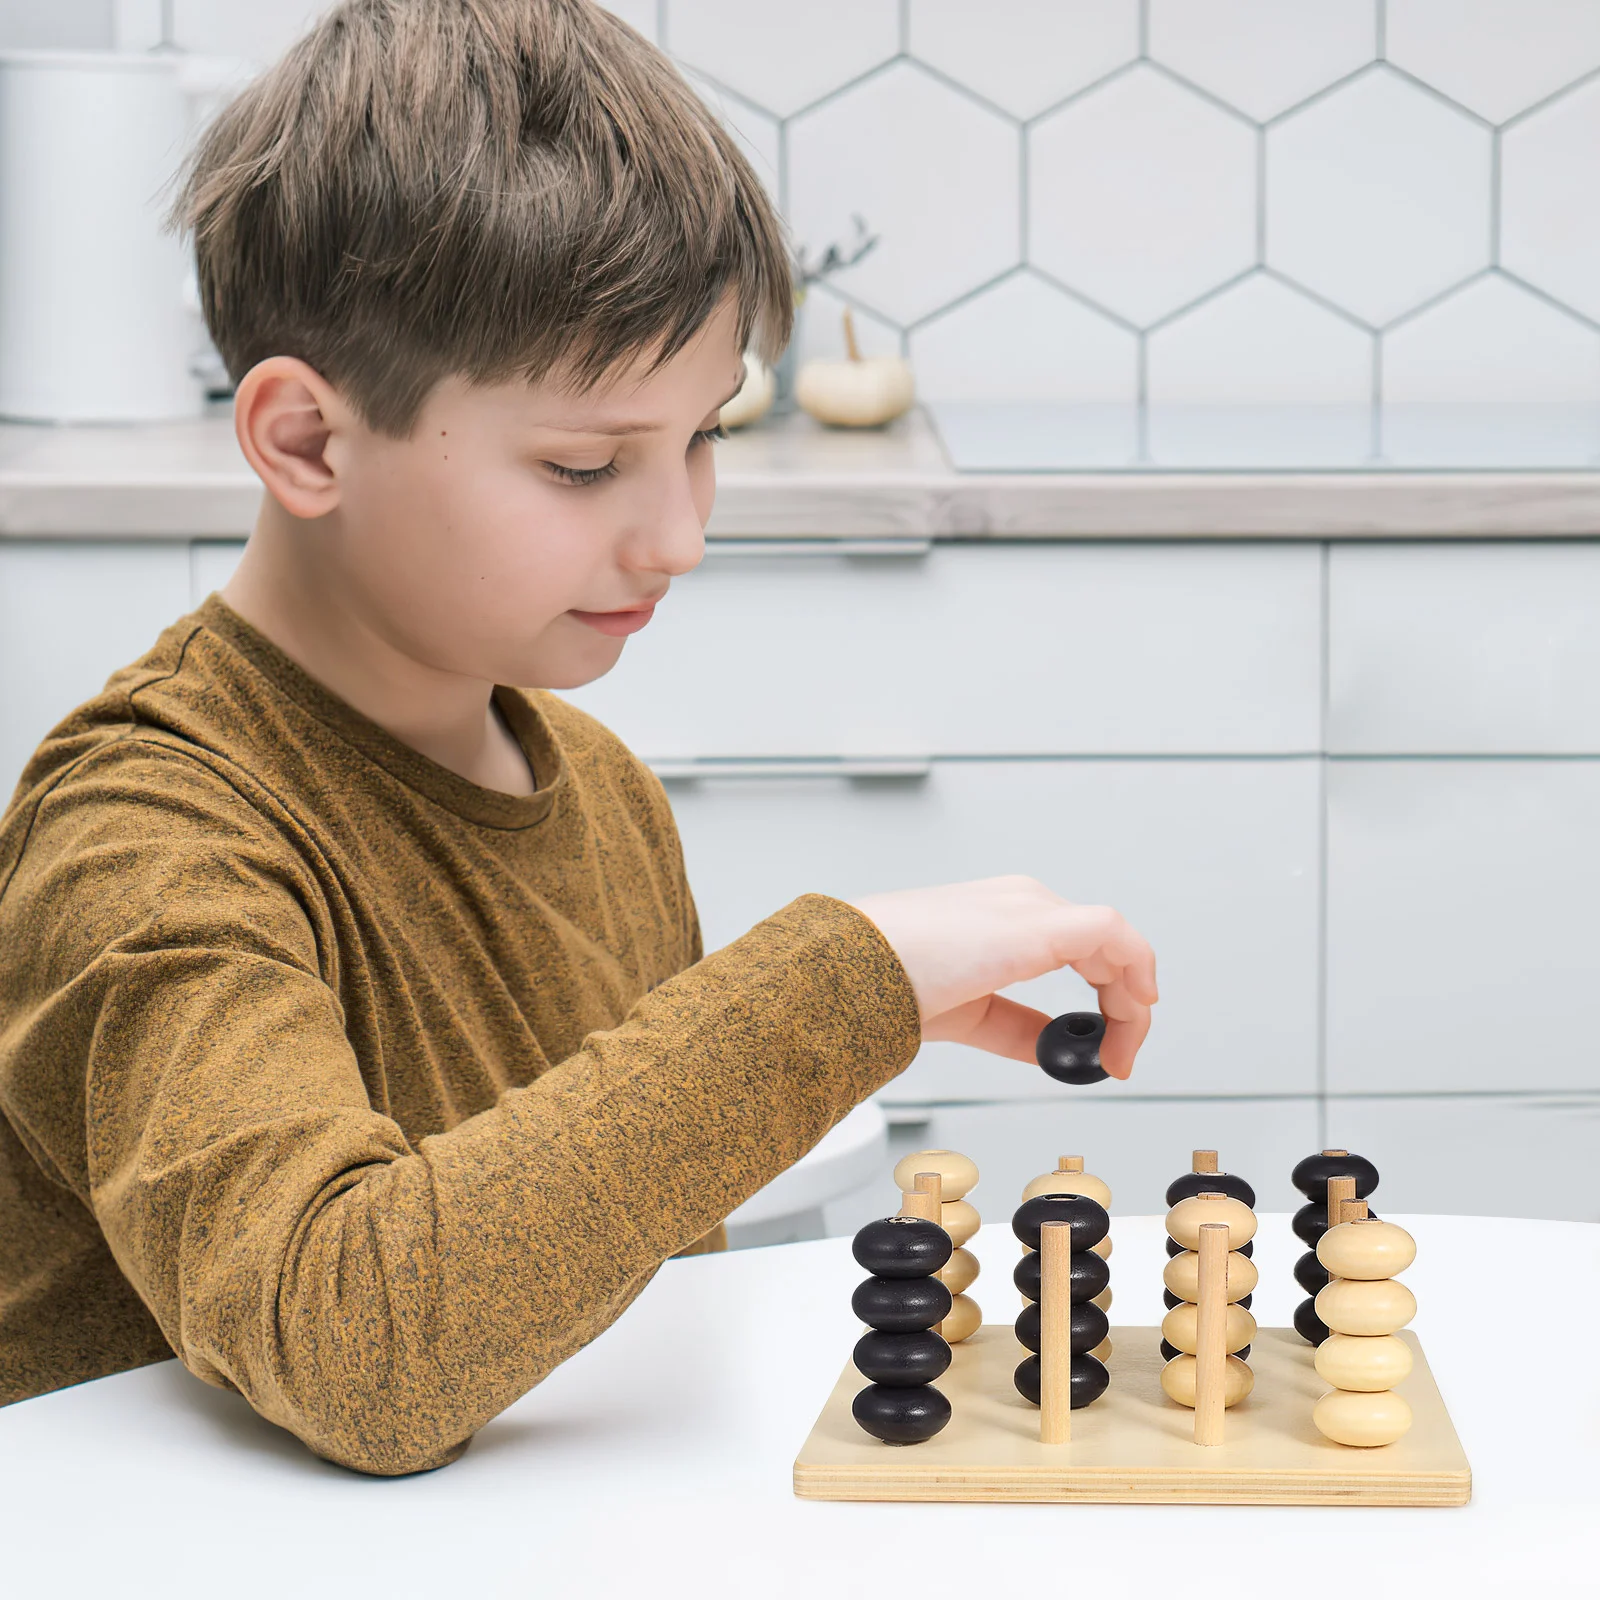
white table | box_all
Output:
[3,1214,1595,1599]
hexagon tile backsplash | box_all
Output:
[60,0,1600,408]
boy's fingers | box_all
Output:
[923,993,1054,1065]
[1098,1003,1152,1079]
[1047,906,1158,1005]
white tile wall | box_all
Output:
[1029,65,1256,327]
[1266,67,1491,327]
[10,0,1591,403]
[1149,0,1375,123]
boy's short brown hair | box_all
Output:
[175,0,792,435]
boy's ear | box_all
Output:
[233,357,354,519]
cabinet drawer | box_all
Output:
[1329,544,1600,754]
[1324,1094,1600,1222]
[1327,759,1600,1093]
[568,542,1322,758]
[0,540,192,795]
[670,756,1320,1098]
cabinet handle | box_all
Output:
[702,538,932,559]
[648,756,933,782]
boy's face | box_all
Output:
[321,297,747,691]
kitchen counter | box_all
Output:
[2,1213,1594,1599]
[5,406,1600,540]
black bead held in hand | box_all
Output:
[1289,1148,1381,1347]
[848,1214,954,1445]
[1035,1011,1110,1085]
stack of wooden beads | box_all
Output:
[1010,1193,1111,1439]
[1290,1148,1381,1346]
[891,1149,982,1342]
[1019,1154,1113,1358]
[1160,1189,1258,1442]
[848,1213,955,1445]
[1311,1200,1418,1447]
[1161,1149,1255,1361]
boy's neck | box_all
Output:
[221,498,538,798]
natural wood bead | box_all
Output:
[939,1199,981,1247]
[892,1149,978,1201]
[1160,1353,1253,1409]
[1163,1249,1258,1304]
[1316,1218,1416,1280]
[1021,1170,1113,1207]
[1161,1301,1256,1356]
[1314,1333,1415,1392]
[1091,1287,1112,1313]
[1091,1233,1112,1260]
[1312,1387,1413,1447]
[1090,1337,1113,1362]
[938,1246,980,1295]
[1164,1194,1257,1251]
[940,1292,982,1344]
[1316,1276,1418,1336]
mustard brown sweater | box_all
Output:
[0,595,920,1473]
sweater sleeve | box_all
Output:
[0,746,921,1475]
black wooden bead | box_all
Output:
[1167,1234,1252,1259]
[852,1329,951,1388]
[851,1216,953,1279]
[1012,1193,1110,1252]
[1293,1201,1331,1247]
[1014,1301,1109,1356]
[1012,1247,1109,1305]
[1291,1151,1380,1202]
[1035,1011,1110,1085]
[1294,1249,1331,1296]
[1013,1352,1110,1408]
[852,1382,952,1444]
[1294,1297,1330,1346]
[1162,1287,1182,1311]
[1237,1292,1253,1310]
[851,1275,952,1333]
[1237,1344,1251,1361]
[1164,1171,1257,1208]
[1160,1338,1181,1362]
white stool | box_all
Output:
[724,1100,888,1249]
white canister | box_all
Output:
[0,51,206,423]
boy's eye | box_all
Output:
[544,458,620,487]
[541,426,724,488]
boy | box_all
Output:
[0,0,1155,1475]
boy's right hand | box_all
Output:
[848,876,1158,1080]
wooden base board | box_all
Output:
[794,1325,1470,1506]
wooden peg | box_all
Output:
[909,1172,946,1333]
[1339,1198,1370,1224]
[1322,1148,1349,1157]
[1057,1155,1085,1174]
[1326,1174,1357,1231]
[1193,1149,1219,1174]
[1193,1222,1229,1446]
[1039,1219,1072,1444]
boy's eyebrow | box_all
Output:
[537,373,749,436]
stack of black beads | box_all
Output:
[849,1215,955,1445]
[1161,1150,1255,1362]
[1010,1193,1112,1411]
[1290,1148,1381,1346]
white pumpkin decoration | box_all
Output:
[796,308,915,428]
[718,350,774,430]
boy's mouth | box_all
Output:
[569,602,658,637]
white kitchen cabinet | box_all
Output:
[1324,1094,1600,1222]
[1326,758,1600,1094]
[668,755,1320,1099]
[1329,543,1600,754]
[0,540,191,795]
[567,542,1322,758]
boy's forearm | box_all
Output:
[160,895,918,1475]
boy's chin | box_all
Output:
[515,635,628,693]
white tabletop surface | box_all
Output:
[3,1212,1596,1599]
